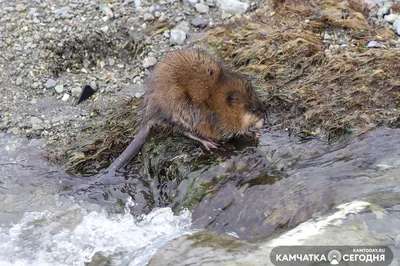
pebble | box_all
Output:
[16,4,26,12]
[393,18,400,35]
[30,117,42,126]
[154,11,161,17]
[195,3,210,13]
[323,32,333,40]
[143,56,158,68]
[44,79,57,89]
[384,14,398,24]
[61,93,70,101]
[377,5,390,18]
[54,84,64,93]
[175,21,191,33]
[54,6,70,17]
[16,77,23,86]
[31,82,40,89]
[100,26,109,33]
[143,13,155,21]
[71,87,82,98]
[188,0,198,6]
[170,29,187,45]
[217,0,249,14]
[135,91,145,98]
[158,13,168,22]
[367,40,386,48]
[99,5,114,18]
[192,17,208,28]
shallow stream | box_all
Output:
[0,128,399,265]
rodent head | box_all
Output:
[221,72,264,136]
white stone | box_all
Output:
[217,0,249,14]
[170,29,186,45]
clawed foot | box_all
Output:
[184,132,219,151]
[198,139,219,151]
[246,129,261,139]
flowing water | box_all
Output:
[0,128,399,265]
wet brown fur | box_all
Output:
[142,49,263,141]
[107,49,263,172]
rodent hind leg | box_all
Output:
[183,132,219,151]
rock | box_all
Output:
[143,13,155,21]
[100,26,109,33]
[32,124,43,131]
[54,6,70,17]
[31,82,40,89]
[99,5,114,18]
[175,21,191,33]
[195,3,210,13]
[217,0,249,14]
[30,117,42,126]
[155,11,161,17]
[377,5,390,18]
[384,14,398,23]
[44,79,57,89]
[61,93,70,101]
[191,17,208,28]
[54,84,64,93]
[163,32,170,38]
[135,91,145,98]
[71,87,82,98]
[393,18,400,35]
[16,4,26,12]
[324,32,333,40]
[16,77,23,86]
[158,13,168,22]
[143,56,158,68]
[188,0,198,6]
[367,40,386,48]
[170,29,186,45]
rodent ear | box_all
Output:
[207,68,213,75]
[226,91,239,107]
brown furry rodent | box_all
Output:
[108,49,264,172]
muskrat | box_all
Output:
[107,49,264,173]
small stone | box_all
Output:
[175,21,190,33]
[143,56,158,68]
[154,11,161,17]
[100,26,109,33]
[377,5,390,18]
[158,13,168,22]
[217,0,249,14]
[367,40,386,48]
[393,18,400,35]
[32,124,43,131]
[323,32,332,40]
[54,84,64,93]
[221,11,232,19]
[71,87,82,97]
[16,4,26,12]
[44,79,57,89]
[31,82,40,89]
[163,32,170,38]
[170,29,187,45]
[61,93,70,101]
[30,117,42,126]
[149,5,156,13]
[135,91,145,98]
[195,3,209,13]
[144,13,155,21]
[384,14,398,23]
[16,77,23,86]
[191,17,208,28]
[99,5,114,18]
[188,0,198,6]
[54,6,70,17]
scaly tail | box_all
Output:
[107,125,150,173]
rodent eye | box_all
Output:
[252,108,257,113]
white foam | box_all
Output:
[0,197,192,266]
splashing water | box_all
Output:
[0,197,192,266]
